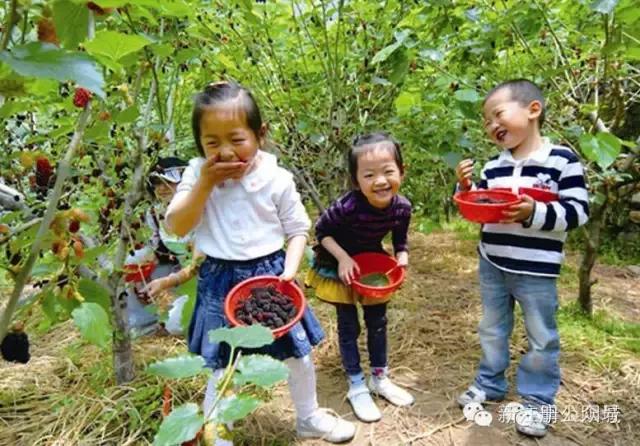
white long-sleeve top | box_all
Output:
[172,151,310,261]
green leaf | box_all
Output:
[175,48,200,64]
[419,48,444,62]
[115,105,139,124]
[208,325,274,349]
[159,0,192,17]
[371,42,402,65]
[147,354,206,379]
[84,31,151,62]
[176,278,197,333]
[154,403,203,446]
[626,45,640,60]
[151,43,174,58]
[31,262,58,277]
[53,0,89,49]
[454,89,481,102]
[92,0,158,8]
[84,121,110,142]
[442,151,463,169]
[27,78,58,97]
[163,241,188,256]
[579,132,621,169]
[394,90,421,116]
[77,278,111,312]
[388,48,409,84]
[217,395,261,423]
[41,290,58,323]
[590,0,619,14]
[0,43,105,98]
[0,101,25,117]
[235,355,289,388]
[71,302,112,349]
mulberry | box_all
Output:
[234,285,296,329]
[1,327,30,364]
[37,18,59,45]
[68,219,80,233]
[73,87,92,108]
[35,157,54,188]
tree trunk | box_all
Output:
[110,291,135,384]
[107,78,156,384]
[578,191,608,315]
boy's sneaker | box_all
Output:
[347,383,382,422]
[368,376,415,407]
[456,385,487,407]
[515,403,549,438]
[296,408,356,443]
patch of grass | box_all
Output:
[414,216,479,241]
[558,301,640,370]
[558,262,579,288]
[598,238,640,266]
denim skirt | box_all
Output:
[188,250,325,369]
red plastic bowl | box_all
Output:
[123,262,156,283]
[224,276,306,339]
[454,190,520,223]
[519,187,558,203]
[351,252,406,299]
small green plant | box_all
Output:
[147,325,288,446]
[558,302,640,369]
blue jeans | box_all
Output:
[475,256,560,405]
[335,303,387,376]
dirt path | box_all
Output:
[237,230,639,446]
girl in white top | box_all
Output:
[166,81,354,445]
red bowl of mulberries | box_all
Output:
[225,276,306,339]
[454,190,521,223]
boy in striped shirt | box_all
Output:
[455,79,589,437]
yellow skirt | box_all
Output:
[304,269,391,306]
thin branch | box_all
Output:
[0,217,42,246]
[1,0,18,50]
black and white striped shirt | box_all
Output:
[475,140,589,277]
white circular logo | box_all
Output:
[474,410,493,427]
[463,402,484,422]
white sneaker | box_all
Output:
[456,385,487,408]
[368,376,415,407]
[296,408,356,443]
[347,383,382,422]
[515,403,550,438]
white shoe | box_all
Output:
[368,376,415,407]
[347,383,382,422]
[296,408,356,443]
[456,385,487,408]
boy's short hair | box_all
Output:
[484,79,546,127]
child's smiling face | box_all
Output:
[483,87,541,150]
[199,100,264,163]
[355,144,403,209]
[153,180,177,203]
